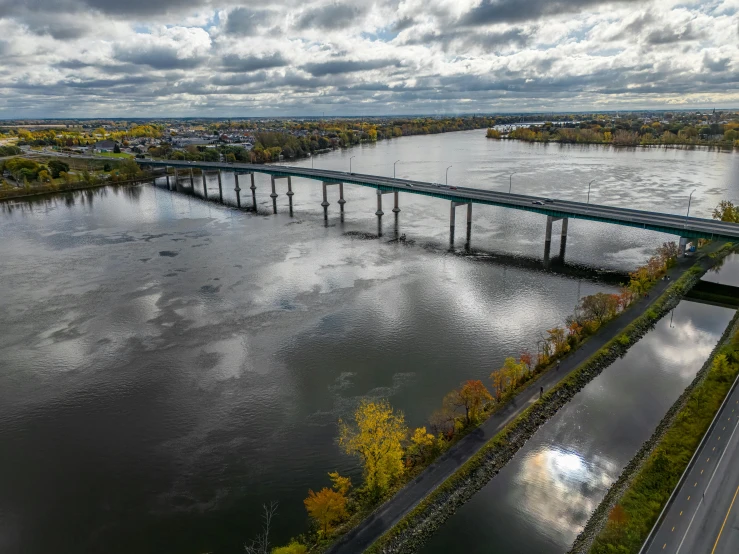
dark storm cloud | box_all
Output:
[114,45,205,70]
[408,27,533,51]
[225,7,272,35]
[703,54,731,73]
[301,58,400,76]
[221,53,288,72]
[296,4,364,30]
[646,22,704,44]
[458,0,637,26]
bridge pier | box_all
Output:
[392,191,400,213]
[217,170,223,203]
[449,201,471,246]
[376,189,395,218]
[338,183,346,214]
[234,174,242,208]
[678,236,689,257]
[250,173,257,211]
[189,169,194,189]
[165,167,171,190]
[174,168,179,192]
[544,216,568,265]
[202,172,208,199]
[286,176,294,216]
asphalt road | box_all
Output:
[53,154,739,241]
[645,375,739,554]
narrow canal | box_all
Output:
[420,267,737,554]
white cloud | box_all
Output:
[0,0,736,116]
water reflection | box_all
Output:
[421,300,735,554]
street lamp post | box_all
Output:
[394,160,400,179]
[509,172,516,194]
[686,189,696,223]
[349,155,356,173]
[446,165,452,185]
[587,179,595,204]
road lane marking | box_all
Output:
[680,511,683,516]
[676,496,705,554]
[711,484,739,554]
[672,527,675,532]
[701,469,704,474]
[688,496,691,501]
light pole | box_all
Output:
[508,172,516,194]
[685,189,696,223]
[587,179,595,204]
[445,165,452,185]
[393,160,400,179]
[349,155,356,173]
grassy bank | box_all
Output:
[0,175,149,201]
[364,247,734,554]
[570,310,739,553]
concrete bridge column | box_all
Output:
[250,173,257,211]
[338,183,346,213]
[217,170,223,203]
[174,168,179,191]
[286,176,294,216]
[165,167,171,190]
[321,182,330,220]
[449,201,470,246]
[202,172,208,199]
[678,236,688,257]
[392,191,400,213]
[544,216,554,264]
[270,176,278,214]
[376,190,384,217]
[560,217,569,260]
[234,174,242,208]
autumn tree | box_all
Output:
[546,327,570,357]
[713,200,739,223]
[304,487,347,536]
[407,426,435,463]
[338,399,407,497]
[448,380,492,426]
[328,471,351,496]
[579,292,620,325]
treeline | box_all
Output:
[0,145,22,156]
[488,119,739,148]
[1,156,140,191]
[2,124,162,148]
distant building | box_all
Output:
[94,140,117,152]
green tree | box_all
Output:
[713,200,739,223]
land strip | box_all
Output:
[569,303,739,553]
[326,242,735,554]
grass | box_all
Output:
[588,321,739,553]
[96,151,134,159]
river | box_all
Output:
[0,131,736,554]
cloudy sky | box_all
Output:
[0,0,737,117]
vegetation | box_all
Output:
[588,321,739,554]
[365,248,726,554]
[713,200,739,223]
[489,114,739,149]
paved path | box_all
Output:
[328,246,726,554]
[644,374,739,554]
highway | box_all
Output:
[128,158,739,241]
[644,375,739,554]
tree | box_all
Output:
[328,471,351,496]
[546,327,570,356]
[408,426,435,463]
[48,160,69,178]
[450,380,492,425]
[656,241,679,266]
[713,200,739,223]
[272,542,308,554]
[244,502,278,554]
[579,292,620,325]
[113,143,121,154]
[304,487,348,536]
[338,399,407,497]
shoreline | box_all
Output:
[326,242,735,554]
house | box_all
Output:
[94,140,117,152]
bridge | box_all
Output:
[135,159,739,257]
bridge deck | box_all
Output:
[136,159,739,241]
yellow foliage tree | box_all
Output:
[303,487,347,536]
[338,399,407,496]
[408,426,435,463]
[272,541,308,554]
[328,471,351,496]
